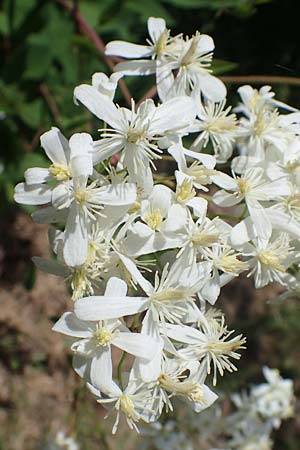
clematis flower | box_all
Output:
[74,85,196,186]
[53,277,158,389]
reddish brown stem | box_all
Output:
[56,0,132,106]
[220,75,300,86]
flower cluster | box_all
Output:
[139,367,294,450]
[14,16,299,434]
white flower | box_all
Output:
[213,167,290,240]
[106,17,175,61]
[163,317,246,386]
[243,232,294,288]
[190,99,239,163]
[53,277,158,389]
[52,173,136,266]
[149,357,217,415]
[87,376,155,434]
[251,367,294,428]
[235,84,297,117]
[74,85,196,186]
[156,32,226,102]
[14,130,93,206]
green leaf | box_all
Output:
[211,58,238,74]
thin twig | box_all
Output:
[138,85,158,105]
[56,0,132,106]
[39,83,61,123]
[220,75,300,86]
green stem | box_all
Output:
[117,351,127,390]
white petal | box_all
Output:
[150,96,197,134]
[147,17,166,42]
[70,154,93,179]
[193,385,218,413]
[69,132,93,159]
[52,312,92,338]
[90,347,113,393]
[200,75,227,102]
[72,354,90,380]
[24,168,50,185]
[183,148,216,169]
[247,199,272,241]
[14,182,52,205]
[63,204,88,267]
[32,206,67,224]
[212,173,237,190]
[74,296,149,320]
[74,85,123,129]
[156,65,174,102]
[40,127,69,164]
[93,183,136,206]
[266,208,300,238]
[199,276,220,305]
[197,34,215,53]
[113,332,158,360]
[163,323,204,344]
[104,277,128,297]
[113,60,156,76]
[230,217,256,247]
[212,190,241,207]
[93,138,124,164]
[105,41,152,58]
[116,253,153,295]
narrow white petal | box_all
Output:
[52,312,92,338]
[230,217,256,247]
[90,347,113,393]
[114,60,156,76]
[74,296,149,320]
[197,34,215,53]
[63,204,88,267]
[70,154,93,178]
[14,182,52,205]
[193,385,218,412]
[147,17,166,42]
[74,85,123,129]
[113,332,158,360]
[24,168,50,185]
[93,183,136,206]
[104,277,128,297]
[200,75,227,102]
[150,96,197,134]
[212,190,241,207]
[163,323,204,344]
[40,127,69,164]
[105,41,152,58]
[247,199,272,241]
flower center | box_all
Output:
[49,163,70,181]
[237,177,252,195]
[119,395,139,421]
[191,231,220,247]
[74,189,89,204]
[258,252,285,272]
[94,326,114,347]
[126,128,146,144]
[158,374,205,403]
[214,252,247,274]
[154,31,169,55]
[144,208,163,230]
[176,179,196,203]
[151,288,190,303]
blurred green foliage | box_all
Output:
[0,0,272,210]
